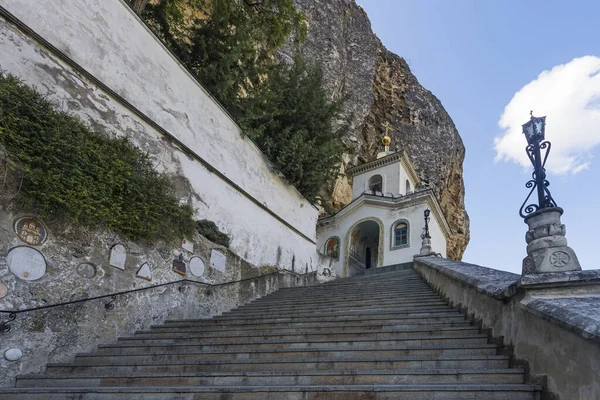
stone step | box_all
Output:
[251,293,439,306]
[143,320,473,336]
[74,343,499,363]
[223,306,455,319]
[46,354,513,374]
[0,384,542,400]
[258,287,433,299]
[119,326,481,343]
[238,295,444,308]
[265,283,430,293]
[173,312,467,327]
[226,301,449,315]
[96,334,490,353]
[262,282,430,291]
[16,368,526,387]
[281,277,422,287]
[156,315,469,331]
[238,298,446,311]
[217,306,457,320]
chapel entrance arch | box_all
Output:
[344,218,384,277]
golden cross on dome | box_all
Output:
[382,121,392,135]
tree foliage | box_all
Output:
[134,0,343,201]
[0,73,195,243]
[240,57,344,200]
[142,0,306,116]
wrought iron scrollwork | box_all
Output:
[178,281,188,293]
[0,313,16,334]
[104,295,117,310]
[519,140,557,218]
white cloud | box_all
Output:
[494,56,600,175]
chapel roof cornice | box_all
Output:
[345,150,421,187]
[346,152,402,176]
[317,188,451,239]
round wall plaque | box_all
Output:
[7,246,47,281]
[4,348,23,361]
[76,263,97,279]
[189,257,205,277]
[13,217,48,246]
[0,282,8,299]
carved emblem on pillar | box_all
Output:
[522,207,581,274]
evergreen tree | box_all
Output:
[240,56,345,201]
[133,0,343,202]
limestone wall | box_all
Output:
[0,0,336,387]
[414,257,600,400]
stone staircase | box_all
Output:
[1,268,541,399]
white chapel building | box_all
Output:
[317,136,450,277]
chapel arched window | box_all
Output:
[405,179,411,193]
[391,219,409,249]
[368,175,383,192]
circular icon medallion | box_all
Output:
[14,217,47,246]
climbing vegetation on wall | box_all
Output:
[0,73,195,242]
[196,219,230,248]
[132,0,344,202]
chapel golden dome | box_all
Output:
[382,135,391,146]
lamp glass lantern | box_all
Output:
[522,115,546,144]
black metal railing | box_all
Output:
[0,269,311,334]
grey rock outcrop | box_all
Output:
[289,0,470,259]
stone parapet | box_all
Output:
[413,256,600,400]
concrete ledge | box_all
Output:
[520,269,600,289]
[523,296,600,343]
[414,256,519,300]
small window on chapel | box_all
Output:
[394,222,408,247]
[405,179,411,193]
[368,175,383,192]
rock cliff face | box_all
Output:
[289,0,469,259]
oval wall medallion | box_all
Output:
[4,348,23,361]
[189,257,205,277]
[76,263,97,279]
[13,217,48,246]
[7,246,47,281]
[0,281,8,299]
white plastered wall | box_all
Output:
[0,0,328,271]
[318,199,447,277]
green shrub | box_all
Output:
[0,73,195,243]
[196,219,230,247]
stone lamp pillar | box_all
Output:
[522,207,581,275]
[419,235,433,256]
[416,208,437,257]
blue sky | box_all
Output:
[357,0,600,273]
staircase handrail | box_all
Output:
[0,268,314,334]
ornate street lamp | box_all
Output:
[518,113,581,274]
[416,208,435,256]
[519,112,557,218]
[421,209,431,239]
